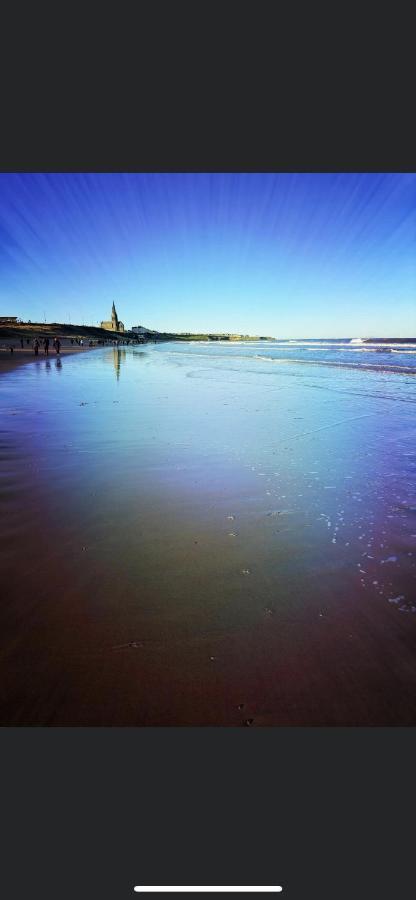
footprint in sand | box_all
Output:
[112,641,144,650]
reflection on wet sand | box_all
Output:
[102,347,127,380]
[0,344,415,725]
[103,347,148,380]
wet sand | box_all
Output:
[0,343,98,375]
[0,345,415,725]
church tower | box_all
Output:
[101,302,125,333]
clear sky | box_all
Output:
[0,172,414,337]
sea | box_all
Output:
[156,337,416,376]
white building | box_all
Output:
[131,325,155,335]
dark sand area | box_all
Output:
[0,345,415,725]
[0,321,128,375]
[0,343,99,375]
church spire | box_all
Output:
[101,302,124,334]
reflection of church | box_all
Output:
[101,302,125,333]
[112,347,126,380]
[103,347,126,380]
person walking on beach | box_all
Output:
[44,337,49,356]
[33,338,39,356]
[53,337,61,355]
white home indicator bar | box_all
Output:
[134,889,283,894]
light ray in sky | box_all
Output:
[0,172,414,336]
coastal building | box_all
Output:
[0,316,19,323]
[131,325,156,335]
[101,302,125,333]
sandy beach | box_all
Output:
[0,343,99,375]
[0,342,415,725]
[0,320,134,375]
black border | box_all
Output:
[2,727,416,899]
[1,18,414,174]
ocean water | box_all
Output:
[0,342,415,724]
[157,337,416,377]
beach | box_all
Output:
[0,341,415,725]
[0,322,124,375]
[0,342,99,375]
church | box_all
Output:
[101,302,125,333]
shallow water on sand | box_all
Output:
[1,345,415,724]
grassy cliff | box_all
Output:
[1,322,275,345]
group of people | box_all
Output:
[32,337,61,356]
[10,333,146,357]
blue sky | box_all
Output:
[0,172,414,337]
